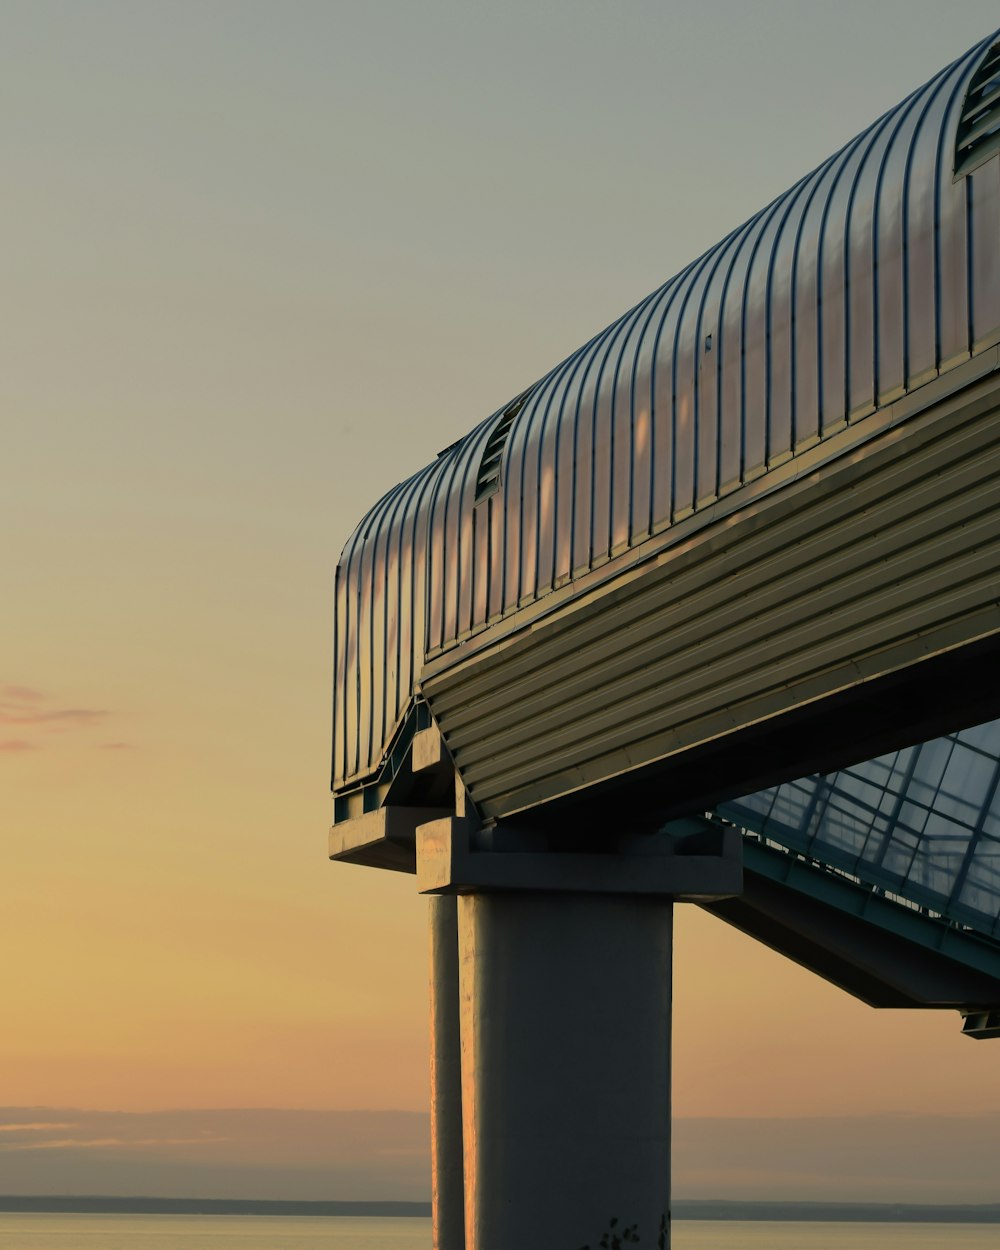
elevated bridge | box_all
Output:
[329,29,1000,1250]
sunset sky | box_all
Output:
[4,0,1000,1199]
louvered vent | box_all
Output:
[475,389,532,502]
[956,41,1000,178]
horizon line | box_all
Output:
[2,1197,1000,1223]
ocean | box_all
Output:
[0,1214,998,1249]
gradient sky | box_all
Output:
[4,0,1000,1196]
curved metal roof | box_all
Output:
[334,30,1000,793]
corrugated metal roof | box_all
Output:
[333,30,1000,795]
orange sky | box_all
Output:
[3,1,1000,1144]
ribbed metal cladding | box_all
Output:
[332,30,1000,795]
[422,368,1000,818]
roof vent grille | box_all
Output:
[956,41,1000,178]
[475,389,532,502]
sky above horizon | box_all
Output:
[4,0,1000,1198]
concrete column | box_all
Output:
[429,895,465,1250]
[457,891,672,1250]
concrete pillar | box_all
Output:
[429,895,465,1250]
[457,891,672,1250]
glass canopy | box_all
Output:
[717,718,1000,940]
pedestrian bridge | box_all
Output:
[328,28,1000,1250]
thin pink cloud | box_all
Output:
[0,706,108,727]
[0,1135,230,1152]
[0,1122,79,1133]
[1,685,44,702]
[0,686,115,753]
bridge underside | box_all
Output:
[332,701,1000,1026]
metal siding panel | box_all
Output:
[717,218,764,491]
[938,65,975,370]
[536,350,587,595]
[332,563,346,786]
[439,451,460,648]
[742,206,784,477]
[970,157,1000,349]
[487,488,505,621]
[874,104,918,406]
[377,485,407,753]
[355,514,377,780]
[687,247,735,509]
[395,474,426,732]
[343,553,361,780]
[425,459,452,653]
[555,339,604,584]
[409,472,433,714]
[472,483,491,631]
[938,168,971,369]
[905,92,944,388]
[456,442,479,640]
[517,382,548,603]
[470,544,1000,813]
[846,120,892,420]
[670,261,705,520]
[818,137,863,434]
[765,178,812,464]
[339,518,370,783]
[598,309,643,556]
[590,319,633,562]
[500,395,529,612]
[442,446,468,646]
[638,281,679,531]
[475,566,1000,816]
[619,296,655,540]
[571,344,601,572]
[617,302,655,547]
[791,160,837,450]
[893,62,964,394]
[553,407,575,584]
[589,360,614,562]
[672,260,713,517]
[656,262,704,521]
[534,379,560,595]
[370,485,406,766]
[694,236,736,504]
[610,312,644,552]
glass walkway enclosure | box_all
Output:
[721,718,1000,940]
[692,716,1000,1042]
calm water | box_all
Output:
[0,1215,998,1249]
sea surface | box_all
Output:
[0,1214,998,1250]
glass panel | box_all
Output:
[718,718,1000,937]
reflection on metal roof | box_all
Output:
[718,718,1000,940]
[333,29,1000,794]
